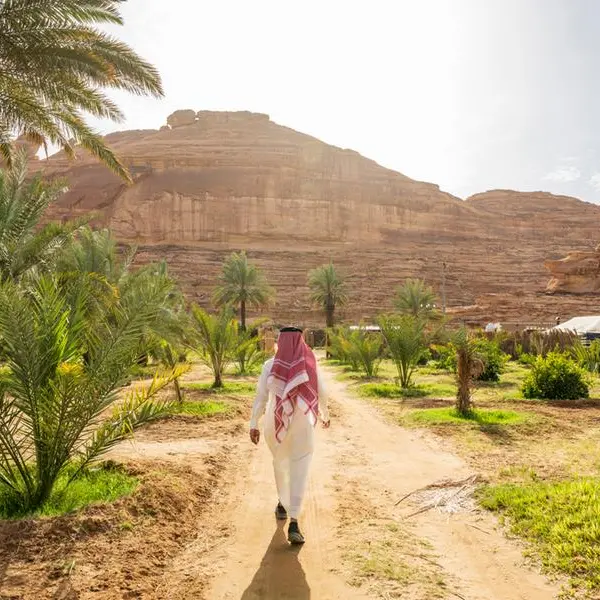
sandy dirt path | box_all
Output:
[165,365,560,599]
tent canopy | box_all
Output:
[552,316,600,334]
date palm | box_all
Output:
[308,262,348,329]
[394,279,438,319]
[192,307,238,388]
[379,315,428,389]
[213,251,274,331]
[454,328,484,416]
[0,150,82,282]
[0,0,163,179]
[0,274,181,514]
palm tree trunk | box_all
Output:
[325,303,335,329]
[213,370,223,388]
[240,300,246,332]
[456,348,472,415]
[173,378,183,403]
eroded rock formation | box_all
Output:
[545,246,600,294]
[34,110,600,326]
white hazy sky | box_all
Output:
[91,0,600,202]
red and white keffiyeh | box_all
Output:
[267,331,319,444]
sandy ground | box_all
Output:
[0,365,562,599]
[161,366,559,599]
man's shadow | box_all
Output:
[241,521,310,599]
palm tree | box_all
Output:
[213,251,274,331]
[394,279,438,319]
[192,307,238,388]
[308,262,348,329]
[0,274,182,514]
[0,0,163,179]
[454,328,484,416]
[379,315,428,389]
[0,151,83,282]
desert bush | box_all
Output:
[0,275,180,515]
[433,343,456,371]
[192,307,238,388]
[572,340,600,374]
[347,328,383,378]
[234,329,269,375]
[522,353,589,400]
[474,338,509,382]
[328,327,382,377]
[379,315,428,388]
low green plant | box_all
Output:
[379,315,428,388]
[233,329,268,375]
[191,307,238,388]
[183,381,255,395]
[169,400,232,417]
[0,275,181,516]
[432,344,456,371]
[480,478,600,591]
[407,407,527,426]
[572,339,600,374]
[473,338,509,382]
[522,352,589,400]
[4,463,139,519]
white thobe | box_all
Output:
[250,358,330,519]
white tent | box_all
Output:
[552,316,600,334]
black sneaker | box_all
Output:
[287,521,305,545]
[275,502,288,521]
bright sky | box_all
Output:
[91,0,600,202]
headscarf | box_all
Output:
[267,329,319,443]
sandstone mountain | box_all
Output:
[35,110,600,327]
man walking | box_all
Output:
[250,327,330,544]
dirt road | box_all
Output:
[185,366,558,600]
[117,364,558,600]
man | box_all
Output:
[250,326,330,544]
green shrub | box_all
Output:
[433,338,507,382]
[522,352,589,400]
[473,338,509,382]
[517,352,536,366]
[572,339,600,374]
[433,344,456,371]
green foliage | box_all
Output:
[572,339,600,374]
[328,327,382,378]
[379,315,428,388]
[233,329,268,375]
[0,462,138,519]
[394,278,438,319]
[183,381,255,396]
[308,263,348,328]
[0,275,180,515]
[433,338,507,382]
[517,352,536,366]
[473,338,509,382]
[0,0,163,179]
[522,352,589,400]
[0,153,82,282]
[213,251,274,330]
[407,408,527,426]
[191,307,238,388]
[432,344,456,371]
[480,478,600,591]
[168,400,232,418]
[453,328,484,416]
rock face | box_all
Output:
[545,246,600,294]
[34,110,600,326]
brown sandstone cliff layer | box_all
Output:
[35,110,600,326]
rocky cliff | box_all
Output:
[35,110,600,326]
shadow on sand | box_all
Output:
[241,521,310,599]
